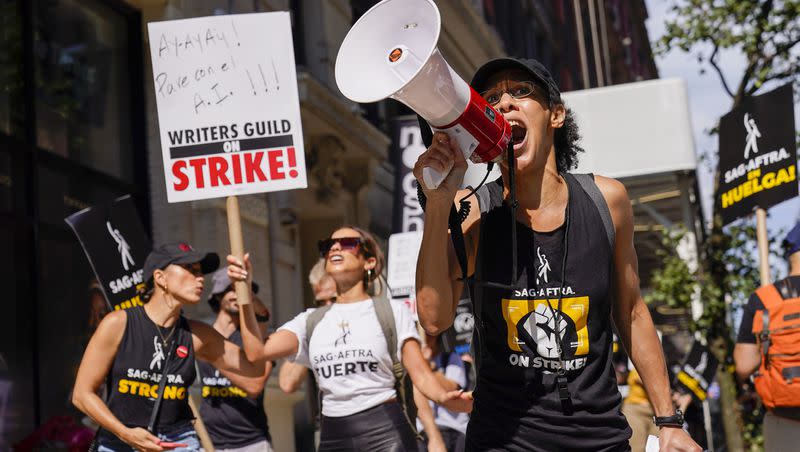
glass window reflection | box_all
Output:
[34,0,133,181]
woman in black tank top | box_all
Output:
[413,58,701,451]
[72,243,269,452]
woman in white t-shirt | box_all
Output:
[229,226,472,452]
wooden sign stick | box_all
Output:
[756,207,772,286]
[227,196,252,306]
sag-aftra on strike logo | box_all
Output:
[502,295,591,372]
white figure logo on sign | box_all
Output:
[743,112,761,159]
[107,221,135,271]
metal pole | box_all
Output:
[597,0,613,84]
[587,0,605,86]
[572,0,591,88]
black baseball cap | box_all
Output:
[471,57,562,105]
[783,222,800,257]
[143,242,219,282]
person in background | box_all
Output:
[416,334,469,452]
[198,268,275,452]
[622,368,660,452]
[278,262,338,395]
[88,280,110,333]
[277,261,339,450]
[734,221,800,451]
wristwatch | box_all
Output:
[653,409,684,428]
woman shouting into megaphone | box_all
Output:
[413,58,700,452]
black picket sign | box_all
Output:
[675,341,719,402]
[65,195,151,311]
[716,83,798,226]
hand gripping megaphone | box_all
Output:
[335,0,511,189]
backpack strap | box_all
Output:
[755,284,785,314]
[373,295,421,437]
[571,173,615,251]
[372,294,402,378]
[304,304,334,419]
[754,284,784,369]
[305,305,334,353]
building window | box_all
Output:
[0,0,24,139]
[34,0,134,182]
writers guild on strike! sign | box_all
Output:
[168,120,301,192]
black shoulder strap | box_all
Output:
[305,305,333,348]
[571,173,615,251]
[372,294,401,373]
[450,204,469,280]
[452,178,503,280]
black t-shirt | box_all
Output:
[198,330,270,448]
[98,307,196,443]
[736,275,800,344]
[466,175,631,452]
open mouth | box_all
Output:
[508,119,528,152]
[329,254,344,264]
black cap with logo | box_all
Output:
[143,242,219,282]
[471,57,562,105]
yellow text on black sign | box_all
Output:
[720,165,796,209]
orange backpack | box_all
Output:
[751,281,800,411]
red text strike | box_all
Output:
[171,148,299,192]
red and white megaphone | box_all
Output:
[335,0,511,189]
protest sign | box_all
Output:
[717,83,797,226]
[387,231,423,319]
[675,340,719,402]
[65,195,151,311]
[392,116,426,233]
[147,12,307,203]
[148,12,306,307]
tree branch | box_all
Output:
[734,0,774,105]
[709,44,735,99]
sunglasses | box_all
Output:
[318,237,365,258]
[176,262,204,277]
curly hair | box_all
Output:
[553,107,584,173]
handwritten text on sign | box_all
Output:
[148,12,307,203]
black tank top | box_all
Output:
[99,306,196,441]
[198,330,270,448]
[466,174,631,451]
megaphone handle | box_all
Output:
[422,162,454,190]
